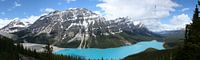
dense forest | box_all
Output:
[124,3,200,60]
[0,35,83,60]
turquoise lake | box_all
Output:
[54,40,165,60]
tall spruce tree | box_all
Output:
[186,5,200,43]
[176,4,200,60]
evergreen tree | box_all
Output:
[44,41,53,54]
[176,3,200,60]
[186,5,200,43]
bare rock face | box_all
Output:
[15,8,161,48]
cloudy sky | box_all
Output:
[0,0,197,32]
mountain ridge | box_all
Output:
[9,8,162,48]
[0,20,31,33]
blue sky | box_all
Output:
[0,0,198,31]
[0,0,101,18]
[161,0,196,24]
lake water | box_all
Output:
[54,40,165,60]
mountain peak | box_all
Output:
[0,20,30,33]
[2,20,25,29]
[38,8,100,22]
[46,8,98,16]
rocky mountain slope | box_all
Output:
[0,31,17,40]
[0,20,30,33]
[14,8,161,48]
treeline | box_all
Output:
[0,36,84,60]
[123,48,180,60]
[0,36,18,60]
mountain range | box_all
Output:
[1,8,162,48]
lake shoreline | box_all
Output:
[54,40,165,60]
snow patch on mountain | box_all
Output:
[0,20,31,33]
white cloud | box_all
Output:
[7,1,21,11]
[97,0,179,20]
[0,8,52,28]
[64,0,76,3]
[21,15,40,24]
[41,8,56,13]
[94,11,104,16]
[181,8,190,12]
[169,14,191,29]
[0,19,13,28]
[153,14,191,31]
[14,1,21,7]
[58,0,76,5]
[96,0,183,31]
[0,15,40,28]
[94,11,101,14]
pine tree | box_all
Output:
[44,42,53,54]
[186,5,200,43]
[176,4,200,60]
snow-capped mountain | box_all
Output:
[0,20,31,33]
[15,8,161,48]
